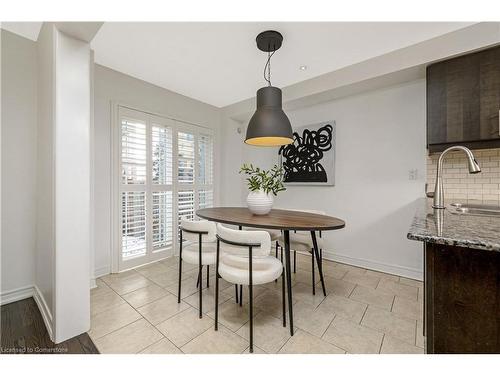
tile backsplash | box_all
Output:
[426,148,500,205]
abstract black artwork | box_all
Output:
[278,121,336,185]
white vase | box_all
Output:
[246,190,274,215]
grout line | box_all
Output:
[378,334,385,354]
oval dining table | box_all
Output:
[196,207,346,336]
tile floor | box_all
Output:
[90,253,425,354]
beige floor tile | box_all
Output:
[399,277,423,288]
[350,285,395,311]
[291,269,319,286]
[336,263,366,276]
[122,284,170,309]
[206,299,259,332]
[183,286,232,313]
[91,279,112,297]
[165,276,206,298]
[106,273,154,295]
[222,284,268,305]
[148,271,184,288]
[293,300,336,337]
[380,335,424,354]
[392,296,423,321]
[322,316,383,354]
[94,319,164,354]
[377,279,418,301]
[365,270,400,283]
[89,303,142,339]
[322,264,349,280]
[361,306,416,345]
[416,320,425,349]
[242,345,267,354]
[343,270,381,289]
[156,307,214,347]
[236,312,292,353]
[137,294,190,325]
[181,324,248,354]
[253,289,291,319]
[261,277,297,293]
[135,262,172,278]
[291,282,326,307]
[320,276,356,297]
[139,338,182,354]
[100,269,137,284]
[160,256,180,268]
[320,294,368,324]
[279,329,345,354]
[90,289,125,316]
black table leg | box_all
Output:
[311,231,326,297]
[283,230,294,336]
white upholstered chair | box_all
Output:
[214,224,285,353]
[178,219,217,318]
[277,209,326,296]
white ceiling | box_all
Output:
[2,22,474,107]
[1,22,42,41]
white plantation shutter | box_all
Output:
[178,131,195,184]
[152,191,173,250]
[116,107,214,270]
[152,126,173,185]
[121,119,147,184]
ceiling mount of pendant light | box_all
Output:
[245,30,294,147]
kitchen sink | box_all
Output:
[449,203,500,217]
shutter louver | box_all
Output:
[121,191,146,258]
[121,119,147,184]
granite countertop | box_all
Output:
[407,197,500,252]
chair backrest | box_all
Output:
[216,224,271,257]
[180,219,216,242]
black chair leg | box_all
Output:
[293,251,296,273]
[275,242,279,283]
[281,267,286,327]
[198,233,203,318]
[248,246,253,354]
[215,240,220,331]
[239,285,243,306]
[178,231,183,303]
[196,268,201,288]
[311,250,316,295]
[207,265,210,288]
[235,284,239,304]
[311,232,327,297]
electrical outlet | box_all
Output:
[409,169,418,180]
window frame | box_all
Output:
[111,104,216,273]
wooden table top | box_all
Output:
[196,207,346,231]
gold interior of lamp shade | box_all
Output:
[244,136,294,146]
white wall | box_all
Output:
[93,65,221,277]
[221,80,427,279]
[53,29,91,343]
[1,30,37,298]
[35,23,55,329]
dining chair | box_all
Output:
[214,224,286,353]
[277,209,326,296]
[178,218,217,318]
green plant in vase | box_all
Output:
[239,164,286,214]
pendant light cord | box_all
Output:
[263,49,276,86]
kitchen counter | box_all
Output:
[407,197,500,252]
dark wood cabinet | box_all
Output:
[427,45,500,152]
[424,242,500,353]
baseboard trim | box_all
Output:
[322,251,423,281]
[0,285,34,306]
[33,285,54,341]
[94,265,110,279]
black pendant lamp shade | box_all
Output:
[245,86,293,146]
[245,31,293,146]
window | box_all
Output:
[115,106,215,271]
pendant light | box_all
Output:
[245,30,293,146]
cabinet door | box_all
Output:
[427,52,481,145]
[479,47,500,140]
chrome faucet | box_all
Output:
[433,146,481,209]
